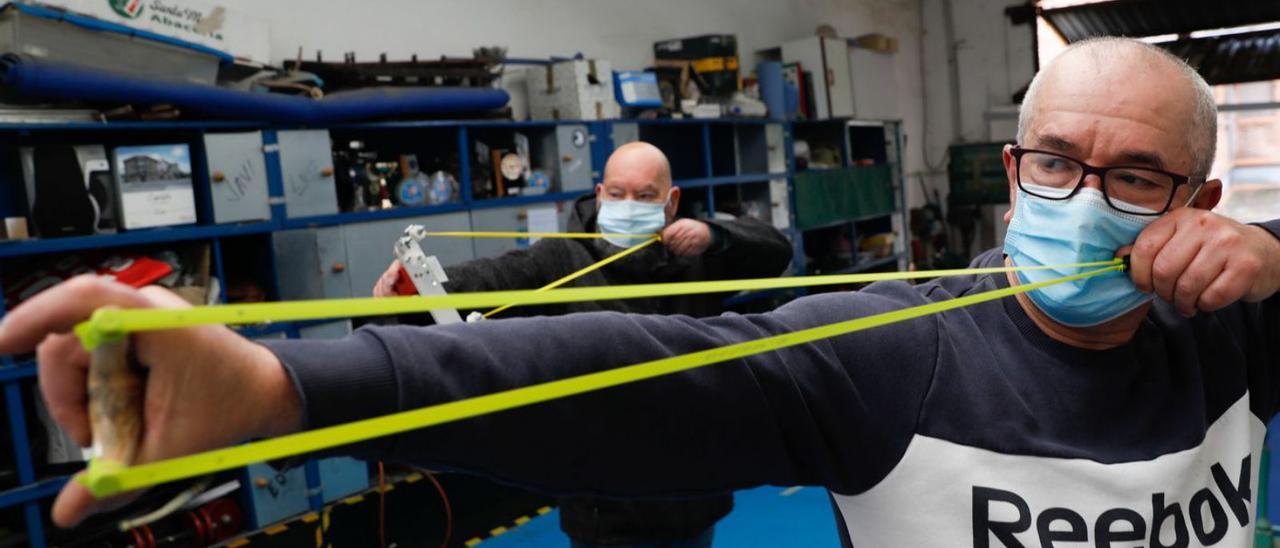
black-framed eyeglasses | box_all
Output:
[1010,146,1205,215]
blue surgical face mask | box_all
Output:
[597,195,668,248]
[1003,184,1157,327]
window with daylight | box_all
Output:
[1211,80,1280,224]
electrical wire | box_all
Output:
[117,476,212,532]
[378,462,387,548]
[417,468,453,548]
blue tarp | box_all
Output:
[0,54,510,124]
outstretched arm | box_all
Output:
[1,276,939,526]
[267,283,940,499]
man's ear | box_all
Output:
[1003,145,1018,223]
[595,183,604,209]
[1191,179,1222,210]
[666,186,681,219]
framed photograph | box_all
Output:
[113,144,197,229]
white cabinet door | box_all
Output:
[204,132,271,223]
[277,129,338,218]
[849,47,899,120]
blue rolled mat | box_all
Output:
[0,54,509,123]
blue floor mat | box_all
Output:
[479,486,842,547]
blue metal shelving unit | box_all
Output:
[0,116,907,546]
[0,221,278,259]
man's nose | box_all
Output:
[1081,173,1104,191]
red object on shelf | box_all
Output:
[3,253,173,309]
[94,255,172,288]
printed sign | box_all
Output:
[41,0,271,62]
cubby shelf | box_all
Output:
[0,221,277,258]
[0,363,35,383]
[0,477,67,510]
[0,116,907,547]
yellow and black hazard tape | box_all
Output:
[71,257,1125,498]
[217,470,429,546]
[465,506,555,547]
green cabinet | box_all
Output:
[794,165,895,230]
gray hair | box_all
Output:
[1018,37,1218,177]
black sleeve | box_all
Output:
[701,217,794,279]
[1243,219,1280,417]
[441,239,567,293]
[263,281,940,498]
[1255,219,1280,309]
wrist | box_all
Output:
[704,222,726,254]
[1249,224,1280,298]
[248,342,303,437]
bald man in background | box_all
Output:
[373,141,794,547]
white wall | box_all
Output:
[214,0,931,206]
[217,1,916,72]
[918,0,1036,203]
[213,0,1034,211]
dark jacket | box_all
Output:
[442,194,794,319]
[442,194,793,544]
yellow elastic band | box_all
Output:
[422,231,657,240]
[72,259,1123,350]
[485,237,662,318]
[77,261,1122,497]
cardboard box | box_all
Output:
[527,60,620,121]
[0,3,229,86]
[853,34,899,54]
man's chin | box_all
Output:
[1016,289,1152,350]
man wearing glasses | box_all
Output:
[6,37,1280,547]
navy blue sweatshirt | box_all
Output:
[265,220,1280,547]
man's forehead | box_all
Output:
[603,163,666,190]
[602,175,663,193]
[1038,59,1192,124]
[1028,56,1197,172]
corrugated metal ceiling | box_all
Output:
[1041,0,1280,43]
[1162,29,1280,85]
[1040,0,1280,86]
